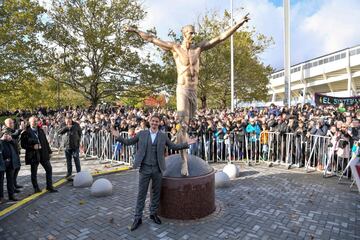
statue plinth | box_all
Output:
[159,154,215,220]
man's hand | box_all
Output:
[111,127,120,138]
[187,137,197,145]
[34,144,42,150]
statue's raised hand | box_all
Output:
[243,13,250,22]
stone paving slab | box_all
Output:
[0,163,359,240]
[0,151,125,211]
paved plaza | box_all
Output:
[0,159,359,240]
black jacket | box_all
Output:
[20,126,52,165]
[1,139,21,169]
[58,121,82,149]
[5,127,21,155]
[0,141,5,172]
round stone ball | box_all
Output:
[223,163,238,180]
[73,171,93,188]
[91,178,113,197]
[215,171,230,188]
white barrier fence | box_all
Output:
[45,128,357,179]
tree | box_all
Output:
[0,0,45,87]
[0,77,88,111]
[161,11,273,109]
[42,0,160,106]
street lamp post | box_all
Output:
[230,0,235,112]
[283,0,291,106]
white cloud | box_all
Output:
[38,0,360,70]
[299,0,360,55]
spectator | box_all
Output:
[4,118,23,190]
[21,116,58,193]
[58,116,82,180]
[0,130,19,202]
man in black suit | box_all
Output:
[20,116,58,193]
[58,116,82,180]
[111,114,194,231]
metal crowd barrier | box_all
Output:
[81,131,133,166]
[45,126,355,179]
[46,126,64,153]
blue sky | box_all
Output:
[138,0,360,70]
[39,0,360,71]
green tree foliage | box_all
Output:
[0,0,45,88]
[162,11,273,109]
[0,77,88,111]
[42,0,161,106]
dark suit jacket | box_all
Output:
[58,121,82,149]
[20,126,52,165]
[116,130,188,173]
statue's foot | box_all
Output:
[181,162,189,177]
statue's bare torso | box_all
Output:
[172,44,201,88]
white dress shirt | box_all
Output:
[150,129,158,144]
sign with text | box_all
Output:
[314,93,360,106]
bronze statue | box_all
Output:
[127,13,250,176]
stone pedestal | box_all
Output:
[158,154,215,220]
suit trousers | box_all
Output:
[135,164,162,218]
[13,166,20,186]
[31,160,53,190]
[65,148,81,176]
[0,168,15,198]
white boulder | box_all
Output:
[223,163,238,180]
[91,178,113,197]
[215,171,230,188]
[73,171,93,188]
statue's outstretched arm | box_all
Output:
[199,13,250,51]
[126,27,174,51]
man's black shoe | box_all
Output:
[130,218,142,231]
[47,188,58,193]
[65,175,74,181]
[150,214,162,224]
[34,188,42,193]
[9,196,19,201]
[14,189,21,193]
[15,185,23,189]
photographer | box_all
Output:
[4,118,23,190]
[337,123,351,176]
[0,130,20,202]
[58,116,82,179]
[310,118,328,136]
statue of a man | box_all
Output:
[127,13,250,176]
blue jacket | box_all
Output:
[246,123,261,142]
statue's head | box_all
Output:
[181,25,195,43]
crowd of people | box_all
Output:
[0,102,359,202]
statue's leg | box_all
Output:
[176,87,190,176]
[178,127,189,176]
